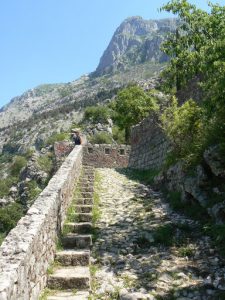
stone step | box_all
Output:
[79,180,94,186]
[74,213,92,223]
[83,170,95,174]
[76,198,93,205]
[62,234,92,249]
[76,205,93,213]
[64,222,92,234]
[81,192,93,198]
[80,187,94,193]
[83,166,94,170]
[55,250,90,266]
[82,176,94,181]
[48,266,90,290]
[47,291,89,300]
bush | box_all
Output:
[45,132,69,146]
[10,156,27,177]
[0,177,16,198]
[26,180,42,205]
[161,97,204,167]
[37,153,54,175]
[84,105,112,124]
[153,224,174,246]
[88,132,113,144]
[112,126,126,144]
[0,203,24,234]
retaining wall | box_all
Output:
[0,146,83,300]
[83,144,131,168]
[129,116,169,170]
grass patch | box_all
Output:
[39,288,57,300]
[0,233,6,246]
[93,171,102,226]
[167,191,209,223]
[178,246,195,257]
[124,168,159,185]
[153,224,174,246]
[204,224,225,256]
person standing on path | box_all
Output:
[71,129,82,146]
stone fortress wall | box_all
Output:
[0,146,83,300]
[83,144,131,168]
[128,116,169,170]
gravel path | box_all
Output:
[90,168,225,300]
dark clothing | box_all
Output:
[73,135,81,145]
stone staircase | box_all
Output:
[45,166,95,300]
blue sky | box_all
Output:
[0,0,225,108]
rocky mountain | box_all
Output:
[93,16,177,76]
[0,17,177,133]
[0,15,177,170]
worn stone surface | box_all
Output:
[90,168,225,300]
[0,146,83,300]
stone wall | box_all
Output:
[129,116,169,170]
[83,144,131,168]
[0,146,83,300]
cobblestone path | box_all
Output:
[90,168,225,300]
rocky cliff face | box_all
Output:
[94,16,177,76]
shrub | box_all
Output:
[0,177,17,198]
[45,132,69,146]
[88,132,113,144]
[10,156,27,177]
[161,97,204,167]
[84,105,112,124]
[37,153,54,175]
[153,224,174,246]
[112,126,126,144]
[0,203,24,234]
[26,180,42,205]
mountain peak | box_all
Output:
[93,17,177,76]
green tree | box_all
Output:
[160,0,225,157]
[112,85,158,142]
[161,1,225,105]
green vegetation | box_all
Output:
[88,132,113,144]
[26,180,42,204]
[204,224,225,256]
[37,153,54,175]
[125,168,159,185]
[93,171,102,225]
[0,203,24,234]
[0,177,17,198]
[153,224,174,246]
[178,246,194,257]
[45,132,69,146]
[160,0,225,167]
[111,85,159,142]
[10,156,27,177]
[161,97,204,167]
[84,105,112,124]
[112,126,126,144]
[167,191,209,222]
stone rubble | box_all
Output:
[91,168,225,300]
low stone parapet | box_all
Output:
[83,144,131,168]
[0,146,83,300]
